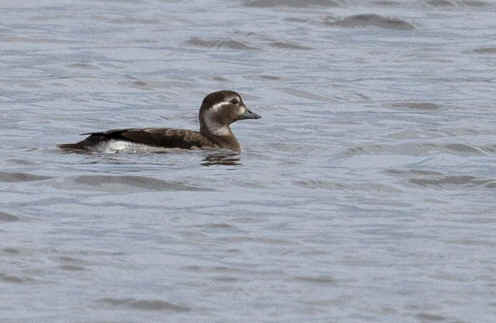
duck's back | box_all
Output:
[58,128,217,152]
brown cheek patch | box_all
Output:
[216,107,235,124]
[230,108,240,122]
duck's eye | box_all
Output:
[230,98,239,105]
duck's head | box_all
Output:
[199,90,261,137]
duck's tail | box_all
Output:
[57,142,87,151]
[57,133,104,152]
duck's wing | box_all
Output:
[87,128,216,149]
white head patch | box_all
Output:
[210,101,230,112]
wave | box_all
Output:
[326,14,415,30]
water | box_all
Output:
[1,0,496,322]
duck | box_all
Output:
[58,90,261,153]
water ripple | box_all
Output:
[186,37,257,50]
[387,169,496,189]
[293,275,337,284]
[325,14,415,30]
[244,0,341,8]
[415,312,446,321]
[270,41,312,50]
[343,142,488,157]
[293,179,401,193]
[0,172,51,183]
[0,212,20,222]
[62,175,210,192]
[409,175,495,188]
[391,102,441,111]
[473,47,496,54]
[0,273,34,284]
[98,297,190,312]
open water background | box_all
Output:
[1,0,496,322]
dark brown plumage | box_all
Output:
[58,90,261,153]
[58,128,216,151]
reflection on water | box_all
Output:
[57,146,242,167]
[201,151,241,166]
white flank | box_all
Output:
[96,140,169,153]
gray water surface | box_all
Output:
[1,0,496,322]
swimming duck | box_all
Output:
[58,90,261,153]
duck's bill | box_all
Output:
[239,108,261,120]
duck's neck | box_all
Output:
[200,123,240,151]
